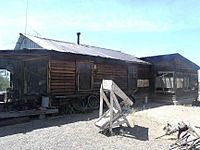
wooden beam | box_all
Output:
[0,109,58,119]
[0,117,30,127]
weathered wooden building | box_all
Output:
[0,33,199,113]
[0,33,151,112]
[141,53,200,104]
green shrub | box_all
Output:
[0,75,10,91]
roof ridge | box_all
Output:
[19,33,148,64]
[21,33,131,55]
[141,53,180,58]
[21,33,76,45]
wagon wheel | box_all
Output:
[65,104,75,114]
[72,99,86,112]
[87,95,99,109]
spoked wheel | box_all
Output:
[65,104,75,114]
[72,99,86,112]
[87,95,99,109]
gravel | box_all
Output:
[0,106,180,150]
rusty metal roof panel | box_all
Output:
[20,34,149,64]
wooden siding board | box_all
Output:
[49,60,76,97]
[93,63,128,93]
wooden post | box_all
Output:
[173,72,178,105]
[99,84,103,117]
[198,81,200,101]
[22,61,26,104]
[109,89,114,134]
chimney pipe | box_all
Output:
[77,32,81,45]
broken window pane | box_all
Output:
[176,78,184,88]
[155,72,174,92]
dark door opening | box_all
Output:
[128,66,138,92]
[77,62,93,91]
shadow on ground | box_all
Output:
[102,125,149,141]
[0,111,98,137]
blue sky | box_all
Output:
[0,0,200,66]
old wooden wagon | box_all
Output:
[0,33,150,113]
[142,53,200,104]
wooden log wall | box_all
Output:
[137,64,152,79]
[175,57,198,73]
[93,63,128,92]
[49,59,151,98]
[49,60,76,96]
[48,57,153,105]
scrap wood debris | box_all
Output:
[156,121,200,150]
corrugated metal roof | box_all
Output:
[19,33,149,64]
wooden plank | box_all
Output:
[50,82,75,86]
[51,77,75,80]
[51,90,75,93]
[99,85,103,117]
[50,70,75,74]
[50,86,75,89]
[50,72,75,76]
[0,109,58,119]
[51,66,75,70]
[0,117,30,127]
[50,79,75,83]
[51,92,74,96]
[51,60,75,64]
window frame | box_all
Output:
[155,71,175,93]
[137,79,149,88]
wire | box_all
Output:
[25,0,29,34]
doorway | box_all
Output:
[77,62,93,91]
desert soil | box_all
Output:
[0,103,199,150]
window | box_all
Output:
[0,69,10,91]
[176,78,184,88]
[190,75,198,91]
[183,74,198,91]
[183,76,190,90]
[155,72,174,93]
[128,66,138,90]
[137,79,149,87]
[24,61,47,94]
[77,62,93,91]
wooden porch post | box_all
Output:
[173,72,178,105]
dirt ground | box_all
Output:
[134,103,200,127]
[0,103,199,150]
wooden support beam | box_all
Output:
[0,117,30,127]
[99,84,104,117]
[0,109,58,119]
